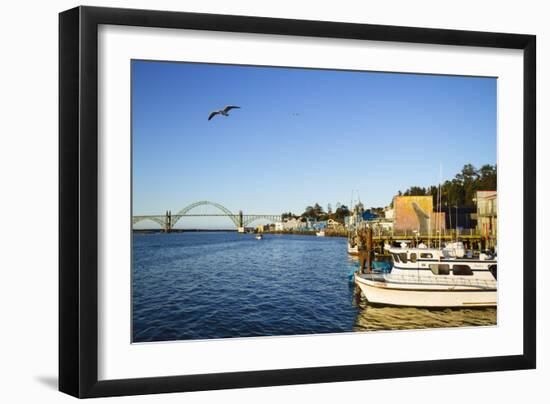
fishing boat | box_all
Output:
[354,242,497,308]
[316,230,325,237]
[255,234,263,240]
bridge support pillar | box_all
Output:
[238,210,244,228]
[164,210,172,233]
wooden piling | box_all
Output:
[366,226,373,273]
[358,226,374,274]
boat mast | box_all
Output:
[455,200,458,243]
[448,204,452,240]
[438,164,442,249]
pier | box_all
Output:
[265,228,496,251]
[346,228,496,252]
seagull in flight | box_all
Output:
[208,105,241,121]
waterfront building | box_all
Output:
[256,224,269,233]
[362,210,378,221]
[368,217,394,234]
[474,190,497,238]
[327,218,344,229]
[312,221,327,230]
[282,217,304,231]
[393,195,446,234]
[345,209,383,230]
[440,206,477,231]
[272,218,309,232]
[298,218,327,231]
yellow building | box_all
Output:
[393,195,445,234]
[255,224,268,233]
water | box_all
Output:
[132,232,496,342]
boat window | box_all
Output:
[453,265,473,276]
[429,264,450,275]
[392,253,401,263]
[420,253,433,259]
[398,253,408,263]
[410,253,417,263]
[489,265,497,280]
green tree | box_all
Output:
[281,212,296,220]
[301,203,325,220]
[334,204,350,221]
[398,163,497,208]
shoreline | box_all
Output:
[132,228,348,237]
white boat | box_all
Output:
[316,230,325,237]
[347,242,358,255]
[354,242,497,308]
[255,234,263,240]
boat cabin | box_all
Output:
[386,243,497,279]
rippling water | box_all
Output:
[132,232,496,342]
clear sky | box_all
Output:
[132,60,496,229]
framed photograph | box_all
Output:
[59,6,536,398]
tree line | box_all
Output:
[280,164,496,222]
[281,203,351,222]
[397,164,496,208]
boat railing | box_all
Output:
[359,273,497,289]
[363,227,495,239]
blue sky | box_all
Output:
[132,60,496,228]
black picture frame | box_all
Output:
[59,5,536,398]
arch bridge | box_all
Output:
[132,200,281,232]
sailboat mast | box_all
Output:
[455,201,458,243]
[438,164,442,249]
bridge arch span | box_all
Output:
[132,216,166,228]
[172,200,240,227]
[243,215,280,227]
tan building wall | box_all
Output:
[394,195,446,233]
[476,190,497,237]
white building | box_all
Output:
[282,218,303,230]
[327,218,344,229]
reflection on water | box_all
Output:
[353,298,497,331]
[347,254,497,331]
[132,232,496,342]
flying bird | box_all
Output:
[208,105,241,121]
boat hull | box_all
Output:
[354,274,496,308]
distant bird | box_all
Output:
[208,105,241,121]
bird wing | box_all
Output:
[208,111,220,121]
[223,105,240,113]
